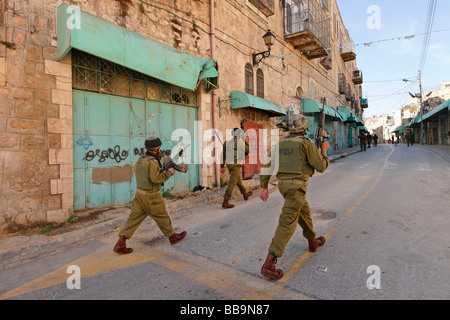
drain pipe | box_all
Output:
[210,0,220,186]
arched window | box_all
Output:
[256,69,264,98]
[245,63,254,95]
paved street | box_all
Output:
[0,144,449,303]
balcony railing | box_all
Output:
[352,70,363,85]
[284,0,330,60]
[340,40,356,62]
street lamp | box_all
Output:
[252,29,276,66]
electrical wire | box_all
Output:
[419,0,438,72]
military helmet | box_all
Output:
[289,114,309,133]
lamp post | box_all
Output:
[252,29,276,66]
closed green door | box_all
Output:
[73,90,198,211]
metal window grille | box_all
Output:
[284,0,331,49]
[72,50,198,107]
[245,63,254,95]
[256,69,264,98]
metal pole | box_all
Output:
[419,70,424,145]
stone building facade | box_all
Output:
[0,0,363,231]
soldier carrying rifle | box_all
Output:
[259,113,330,281]
[113,136,188,254]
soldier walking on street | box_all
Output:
[358,131,367,152]
[221,128,253,209]
[259,114,329,281]
[373,134,378,147]
[367,132,372,148]
[113,136,187,254]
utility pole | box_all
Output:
[418,70,424,145]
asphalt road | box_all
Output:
[1,144,449,303]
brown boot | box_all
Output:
[261,254,284,280]
[113,236,133,254]
[169,231,187,244]
[243,191,253,200]
[222,199,235,209]
[308,236,326,252]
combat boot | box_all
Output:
[169,231,187,244]
[113,236,133,254]
[261,254,284,280]
[308,236,326,252]
[222,200,235,209]
[243,191,253,200]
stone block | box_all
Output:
[12,88,34,101]
[57,178,73,194]
[0,134,19,150]
[0,99,14,117]
[46,209,68,223]
[48,148,73,165]
[47,118,72,134]
[51,89,72,105]
[50,179,58,195]
[7,118,44,134]
[45,60,71,77]
[60,133,73,148]
[61,192,74,209]
[59,164,73,179]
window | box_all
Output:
[245,63,254,95]
[249,0,274,17]
[256,69,264,98]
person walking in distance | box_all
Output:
[358,131,367,152]
[373,134,378,147]
[259,114,330,281]
[113,136,187,254]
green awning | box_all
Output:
[355,116,364,126]
[56,4,218,91]
[359,126,367,131]
[421,99,450,121]
[393,126,404,133]
[230,91,286,117]
[406,114,422,127]
[337,106,357,123]
[302,98,344,121]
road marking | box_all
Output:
[0,242,312,300]
[270,145,395,289]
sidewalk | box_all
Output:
[0,144,362,270]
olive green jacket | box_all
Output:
[135,154,173,192]
[260,134,329,189]
[222,138,250,167]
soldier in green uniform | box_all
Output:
[259,114,329,281]
[113,136,187,254]
[373,134,378,147]
[221,128,252,209]
[367,132,373,148]
[358,131,367,152]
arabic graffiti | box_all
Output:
[85,145,129,163]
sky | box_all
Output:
[336,0,450,117]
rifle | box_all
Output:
[161,145,189,173]
[315,99,330,148]
[276,108,292,132]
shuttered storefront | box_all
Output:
[72,51,199,210]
